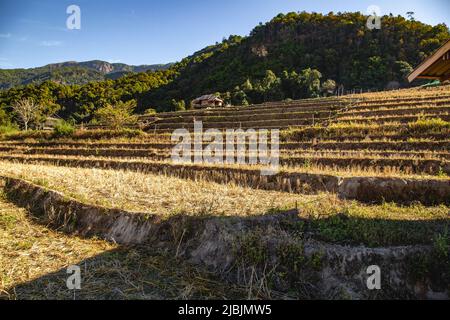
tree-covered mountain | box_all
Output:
[1,11,449,127]
[0,60,173,89]
[144,11,449,109]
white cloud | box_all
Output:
[0,33,12,38]
[40,40,63,47]
[0,58,13,68]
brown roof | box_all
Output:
[192,94,223,104]
[407,39,450,83]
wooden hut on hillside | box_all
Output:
[41,116,60,130]
[191,94,224,109]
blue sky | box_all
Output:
[0,0,449,69]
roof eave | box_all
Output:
[407,39,450,83]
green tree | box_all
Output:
[299,68,322,98]
[171,99,186,111]
[94,100,138,130]
[242,78,253,91]
[232,88,249,106]
[394,61,414,81]
[281,70,301,99]
[144,108,157,115]
[0,106,11,126]
[322,79,337,96]
[260,70,282,101]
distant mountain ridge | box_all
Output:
[0,60,173,89]
[44,60,173,74]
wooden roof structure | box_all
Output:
[407,39,450,83]
[192,94,223,104]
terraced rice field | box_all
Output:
[1,85,449,299]
[0,195,248,300]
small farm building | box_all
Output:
[191,95,224,109]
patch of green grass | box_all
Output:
[408,117,450,135]
[13,240,34,250]
[296,201,449,247]
[437,166,448,178]
[1,130,53,141]
[406,230,449,290]
[53,120,75,138]
[0,213,17,229]
[32,178,50,189]
[0,124,19,135]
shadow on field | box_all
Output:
[4,212,450,300]
[5,245,248,300]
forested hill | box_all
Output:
[145,11,449,108]
[0,11,449,124]
[0,60,173,89]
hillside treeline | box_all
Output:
[1,11,448,126]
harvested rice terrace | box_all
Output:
[2,138,448,151]
[144,106,450,129]
[1,86,449,204]
[337,113,450,124]
[151,109,337,124]
[344,97,450,111]
[345,85,450,101]
[1,162,448,248]
[1,146,449,175]
[0,145,450,174]
[0,139,450,153]
[1,153,449,207]
[340,105,450,117]
[0,196,248,299]
[140,89,450,123]
[2,145,449,159]
[4,130,447,143]
[139,90,450,127]
[140,99,344,120]
[283,124,450,141]
[147,117,328,130]
[1,86,449,300]
[144,105,450,132]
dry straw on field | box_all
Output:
[1,153,448,179]
[0,196,248,300]
[0,161,318,216]
[0,162,448,224]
